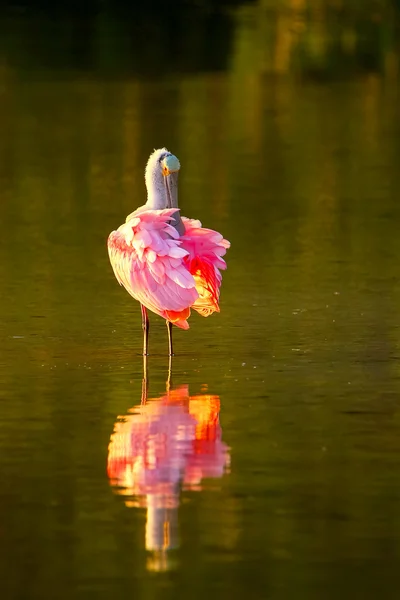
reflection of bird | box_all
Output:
[107,148,230,355]
[107,364,230,572]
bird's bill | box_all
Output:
[164,171,179,209]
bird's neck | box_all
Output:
[143,164,185,236]
[145,170,166,210]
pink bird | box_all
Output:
[107,148,230,355]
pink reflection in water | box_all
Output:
[107,384,230,571]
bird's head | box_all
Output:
[145,148,181,210]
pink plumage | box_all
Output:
[108,209,230,329]
[107,147,230,353]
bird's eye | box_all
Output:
[158,152,169,164]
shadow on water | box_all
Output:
[107,357,230,572]
[1,1,399,77]
[0,1,242,76]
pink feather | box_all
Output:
[108,208,230,329]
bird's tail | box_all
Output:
[187,257,221,318]
[165,307,191,330]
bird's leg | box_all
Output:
[141,353,148,405]
[141,304,149,356]
[166,320,174,357]
[166,352,173,393]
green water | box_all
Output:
[2,2,400,598]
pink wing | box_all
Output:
[180,217,230,317]
[108,209,199,329]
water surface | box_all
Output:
[1,2,400,599]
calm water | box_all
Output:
[1,2,400,598]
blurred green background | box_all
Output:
[1,1,400,599]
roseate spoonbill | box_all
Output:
[107,148,230,355]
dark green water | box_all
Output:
[1,2,400,598]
